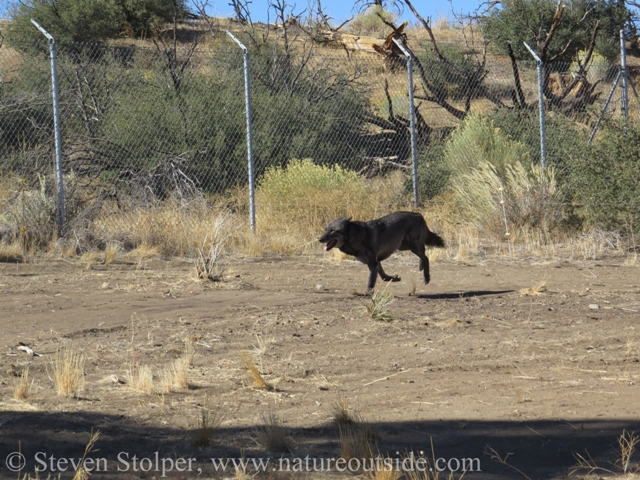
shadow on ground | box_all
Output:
[1,411,638,478]
[417,290,515,300]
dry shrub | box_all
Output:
[255,412,292,453]
[51,348,85,397]
[241,159,408,255]
[194,211,242,281]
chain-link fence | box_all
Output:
[1,30,638,253]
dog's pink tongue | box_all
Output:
[323,245,329,251]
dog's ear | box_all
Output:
[345,217,352,222]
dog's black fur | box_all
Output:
[319,211,445,293]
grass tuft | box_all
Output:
[240,351,272,390]
[51,348,85,398]
[126,365,155,395]
[255,412,292,453]
[520,281,547,296]
[13,367,32,400]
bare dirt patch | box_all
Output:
[1,253,639,479]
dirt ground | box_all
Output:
[1,251,640,479]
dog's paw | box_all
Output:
[424,276,431,285]
[391,275,401,282]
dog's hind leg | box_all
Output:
[378,264,401,283]
[410,244,431,284]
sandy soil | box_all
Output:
[1,252,639,479]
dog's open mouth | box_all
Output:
[323,239,338,251]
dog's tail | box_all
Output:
[425,230,445,248]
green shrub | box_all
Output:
[415,43,486,101]
[349,6,397,36]
[445,113,530,177]
[567,123,640,233]
[415,140,451,200]
[438,114,565,235]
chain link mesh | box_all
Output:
[0,34,637,252]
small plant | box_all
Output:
[240,351,272,390]
[252,333,275,356]
[51,348,85,398]
[254,412,292,453]
[618,429,639,474]
[363,286,395,322]
[13,367,31,400]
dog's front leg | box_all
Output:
[366,262,379,294]
[378,264,401,283]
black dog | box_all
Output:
[319,211,445,293]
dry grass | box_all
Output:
[333,398,358,427]
[51,348,85,397]
[252,333,275,356]
[126,364,155,395]
[339,422,375,466]
[72,430,101,480]
[240,351,272,390]
[103,242,119,264]
[0,242,25,263]
[191,402,225,447]
[13,367,31,400]
[161,356,190,392]
[254,412,292,453]
[520,281,547,296]
[80,251,99,269]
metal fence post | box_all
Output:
[620,29,629,121]
[524,42,546,168]
[588,70,623,144]
[392,38,419,208]
[31,19,65,233]
[226,31,256,233]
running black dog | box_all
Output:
[319,211,445,293]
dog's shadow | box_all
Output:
[416,289,514,299]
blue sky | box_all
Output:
[210,0,482,26]
[0,0,483,25]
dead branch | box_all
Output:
[507,42,527,108]
[539,0,565,61]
